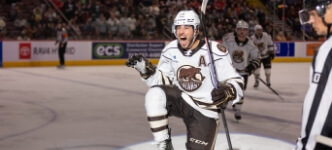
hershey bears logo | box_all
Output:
[256,42,265,53]
[177,65,205,92]
[232,50,244,63]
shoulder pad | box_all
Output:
[217,43,227,53]
[211,41,228,55]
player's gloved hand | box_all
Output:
[211,83,237,108]
[245,64,255,75]
[125,54,156,79]
[268,51,275,60]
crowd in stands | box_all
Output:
[263,0,322,41]
[0,0,324,41]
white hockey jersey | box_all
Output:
[222,36,260,75]
[250,32,274,59]
[144,39,244,119]
[295,36,332,150]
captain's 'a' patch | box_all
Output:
[217,44,227,53]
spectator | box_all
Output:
[81,17,95,39]
[248,15,259,36]
[285,32,293,41]
[134,14,146,38]
[33,23,45,38]
[144,22,155,40]
[62,0,75,19]
[20,24,35,40]
[292,18,302,37]
[44,22,56,38]
[95,14,107,39]
[107,12,120,39]
[216,23,226,40]
[14,15,27,30]
[43,7,57,23]
[208,22,218,40]
[118,15,131,39]
[10,3,20,21]
[213,0,226,14]
[33,5,43,23]
[265,24,274,38]
[52,0,64,9]
[127,13,137,36]
[0,17,6,38]
[275,31,286,41]
[149,1,160,16]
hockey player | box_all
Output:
[222,20,260,120]
[295,0,332,149]
[250,24,275,87]
[126,10,244,150]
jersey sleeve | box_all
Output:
[248,40,261,69]
[143,47,174,87]
[265,33,275,53]
[211,41,244,104]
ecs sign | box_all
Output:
[19,43,31,59]
[92,43,124,59]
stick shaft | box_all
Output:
[258,78,284,101]
[200,0,233,150]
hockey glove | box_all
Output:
[245,64,255,75]
[211,83,237,108]
[268,51,275,60]
[125,54,156,79]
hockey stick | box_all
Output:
[200,0,233,150]
[316,135,332,147]
[258,78,284,101]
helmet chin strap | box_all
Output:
[327,24,331,38]
[186,29,199,50]
[322,17,332,38]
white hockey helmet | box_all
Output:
[236,20,249,29]
[254,24,263,31]
[172,10,200,36]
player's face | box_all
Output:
[255,29,263,36]
[176,25,195,49]
[237,28,248,39]
[308,10,327,35]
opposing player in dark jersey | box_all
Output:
[126,10,244,150]
[222,20,260,121]
[295,0,332,149]
[250,24,275,87]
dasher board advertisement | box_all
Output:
[92,42,165,59]
[3,41,91,61]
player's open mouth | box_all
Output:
[180,37,187,41]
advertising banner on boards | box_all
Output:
[274,42,295,57]
[3,41,91,62]
[92,42,165,59]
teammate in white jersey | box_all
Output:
[295,0,332,149]
[126,10,244,150]
[250,24,275,87]
[222,20,260,121]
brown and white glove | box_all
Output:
[125,54,156,79]
[211,83,237,108]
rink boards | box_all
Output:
[0,40,321,67]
